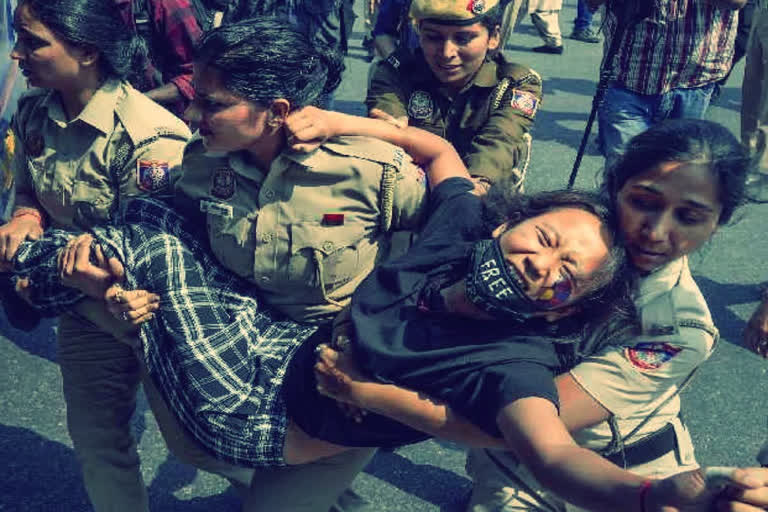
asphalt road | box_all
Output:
[1,2,767,511]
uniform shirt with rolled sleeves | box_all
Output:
[366,49,542,189]
[569,256,717,475]
[12,80,190,230]
[174,134,428,324]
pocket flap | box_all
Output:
[290,221,365,256]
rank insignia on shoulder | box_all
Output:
[211,167,235,200]
[200,199,233,219]
[467,0,485,14]
[408,90,434,120]
[625,342,682,371]
[25,133,44,157]
[509,89,540,118]
[136,159,170,193]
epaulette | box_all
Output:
[321,135,408,172]
[14,88,51,126]
[115,85,190,149]
[500,62,543,88]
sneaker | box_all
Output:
[570,28,600,43]
[532,44,564,54]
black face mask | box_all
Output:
[464,238,573,320]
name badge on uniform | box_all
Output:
[509,89,540,118]
[25,133,44,157]
[211,167,236,200]
[200,199,233,219]
[136,159,171,193]
[408,91,434,121]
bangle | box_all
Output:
[12,208,44,229]
[639,479,653,512]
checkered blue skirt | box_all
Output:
[14,198,317,467]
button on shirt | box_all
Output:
[174,135,429,323]
[12,80,190,229]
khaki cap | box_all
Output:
[410,0,503,25]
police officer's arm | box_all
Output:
[463,73,542,185]
[0,122,45,267]
[287,108,468,187]
[365,57,410,124]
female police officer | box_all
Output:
[464,120,756,511]
[366,0,542,192]
[0,0,190,510]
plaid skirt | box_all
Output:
[14,198,317,467]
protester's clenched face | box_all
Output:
[493,207,613,308]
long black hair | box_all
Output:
[195,17,344,108]
[20,0,144,80]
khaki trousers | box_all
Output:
[530,9,563,47]
[58,300,148,512]
[143,367,377,512]
[742,6,768,146]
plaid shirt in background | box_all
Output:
[603,0,738,95]
[14,198,317,467]
[115,0,202,117]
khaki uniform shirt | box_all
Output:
[366,50,542,188]
[12,80,190,229]
[174,135,428,323]
[570,256,717,474]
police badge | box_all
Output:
[211,167,236,199]
[468,0,486,14]
[407,91,434,121]
[136,159,170,193]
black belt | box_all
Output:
[604,422,679,468]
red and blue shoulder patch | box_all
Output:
[625,342,682,370]
[136,159,170,193]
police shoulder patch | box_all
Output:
[508,89,540,118]
[137,159,171,193]
[625,342,682,370]
[407,90,434,120]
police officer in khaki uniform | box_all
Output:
[106,19,428,512]
[174,132,427,324]
[366,0,542,191]
[1,2,190,511]
[463,119,752,512]
[466,256,718,511]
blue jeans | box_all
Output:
[574,0,594,32]
[597,84,716,169]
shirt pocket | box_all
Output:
[207,209,257,279]
[71,178,114,226]
[288,221,365,293]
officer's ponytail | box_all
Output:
[20,0,145,81]
[195,17,346,108]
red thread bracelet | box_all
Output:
[639,479,653,512]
